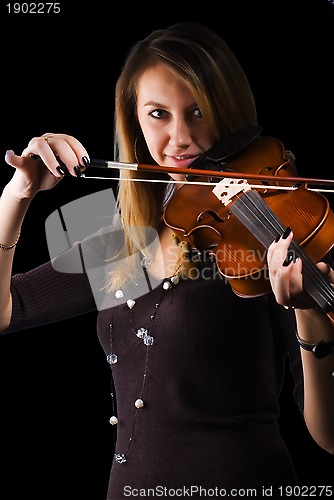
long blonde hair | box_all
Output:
[106,21,258,292]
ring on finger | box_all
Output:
[44,135,53,144]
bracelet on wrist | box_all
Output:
[0,230,21,251]
[295,331,334,359]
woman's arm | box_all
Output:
[0,182,31,331]
[0,134,89,332]
[267,230,334,453]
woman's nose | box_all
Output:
[168,119,192,149]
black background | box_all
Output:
[1,1,334,498]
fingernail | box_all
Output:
[274,233,281,243]
[282,227,292,239]
[56,166,65,175]
[282,249,295,266]
[74,165,81,177]
[82,156,90,167]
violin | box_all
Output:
[88,128,334,321]
[161,132,334,322]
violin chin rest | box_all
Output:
[186,126,263,181]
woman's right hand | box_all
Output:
[4,133,90,199]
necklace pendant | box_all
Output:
[107,353,118,365]
[115,289,124,299]
[136,327,148,339]
[109,415,119,425]
[134,398,144,408]
[163,280,172,290]
[141,255,152,268]
[171,274,180,284]
[143,335,154,346]
[115,453,127,464]
[127,299,136,309]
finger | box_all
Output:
[316,262,334,286]
[61,134,90,168]
[267,229,294,271]
[267,229,295,304]
[40,134,90,172]
[24,134,89,178]
[22,137,65,178]
[5,149,26,168]
[288,257,303,296]
[269,261,294,305]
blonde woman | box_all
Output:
[1,22,333,499]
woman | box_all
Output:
[1,22,334,499]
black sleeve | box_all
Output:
[5,243,97,334]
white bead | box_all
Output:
[115,289,124,299]
[134,398,144,409]
[109,416,119,425]
[127,299,136,309]
[163,280,172,290]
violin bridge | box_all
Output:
[212,178,250,206]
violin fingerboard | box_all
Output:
[231,190,334,312]
[230,190,285,249]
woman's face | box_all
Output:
[136,63,215,182]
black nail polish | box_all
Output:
[56,165,65,175]
[74,165,81,177]
[82,156,90,167]
[283,249,296,266]
[274,233,281,243]
[282,226,292,239]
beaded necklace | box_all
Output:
[106,234,199,464]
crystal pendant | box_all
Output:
[134,398,144,408]
[141,255,152,268]
[107,353,118,365]
[127,299,136,309]
[109,416,119,425]
[115,453,127,464]
[136,327,148,339]
[143,335,154,346]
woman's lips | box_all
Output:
[165,155,200,169]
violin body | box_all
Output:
[164,136,334,298]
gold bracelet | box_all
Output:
[0,230,21,251]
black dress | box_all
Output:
[5,227,303,499]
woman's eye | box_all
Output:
[193,108,202,117]
[149,109,167,119]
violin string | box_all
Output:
[241,191,334,308]
[234,192,332,305]
[251,191,334,307]
[232,190,334,310]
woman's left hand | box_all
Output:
[267,228,334,310]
